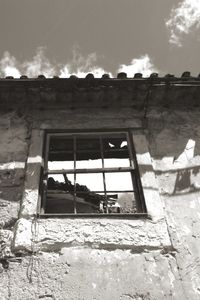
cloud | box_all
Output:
[0,48,158,78]
[59,47,111,78]
[166,0,200,47]
[0,48,55,78]
[22,47,56,77]
[0,47,111,78]
[118,55,158,77]
[0,51,21,77]
[60,66,108,78]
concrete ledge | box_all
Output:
[13,217,171,252]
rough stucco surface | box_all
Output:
[13,218,171,252]
[148,110,200,299]
[0,248,186,300]
[0,113,28,228]
[0,93,200,299]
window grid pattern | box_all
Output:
[41,130,146,216]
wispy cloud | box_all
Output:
[0,51,21,77]
[0,48,56,78]
[0,47,158,78]
[117,55,158,77]
[0,47,110,78]
[22,47,56,77]
[59,47,111,78]
[166,0,200,47]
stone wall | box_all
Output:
[0,81,200,299]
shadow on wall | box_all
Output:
[140,129,200,196]
[154,165,200,196]
[173,167,200,195]
[0,169,24,202]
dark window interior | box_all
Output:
[41,131,146,215]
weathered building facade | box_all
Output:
[0,72,200,299]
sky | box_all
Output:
[0,0,200,77]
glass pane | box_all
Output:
[76,138,102,169]
[47,174,74,188]
[46,174,75,213]
[107,192,136,213]
[105,172,133,191]
[49,136,73,150]
[76,138,100,151]
[76,173,104,191]
[48,137,74,170]
[76,191,106,213]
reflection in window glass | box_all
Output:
[105,172,133,191]
[107,192,136,213]
[76,191,105,214]
[47,174,74,192]
[46,174,106,214]
[43,131,144,215]
[46,174,75,214]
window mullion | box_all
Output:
[73,137,77,214]
[100,137,108,214]
[127,131,146,213]
[46,167,134,175]
[126,132,135,169]
[42,134,50,214]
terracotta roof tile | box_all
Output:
[1,72,200,82]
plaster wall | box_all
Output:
[0,106,200,300]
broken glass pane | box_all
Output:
[103,136,130,168]
[102,135,128,152]
[44,132,140,215]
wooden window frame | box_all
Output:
[39,129,147,217]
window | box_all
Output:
[40,130,146,216]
